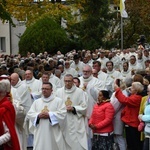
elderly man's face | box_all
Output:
[25,70,33,81]
[83,67,92,79]
[11,76,18,86]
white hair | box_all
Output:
[0,79,10,94]
[132,82,144,94]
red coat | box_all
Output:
[89,102,115,133]
[0,97,20,150]
[115,88,142,128]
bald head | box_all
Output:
[11,73,19,86]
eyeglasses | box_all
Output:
[64,80,72,83]
[41,88,51,90]
[25,73,32,75]
[83,70,91,73]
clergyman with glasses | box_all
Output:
[56,74,88,150]
[27,82,70,150]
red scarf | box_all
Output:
[0,97,20,150]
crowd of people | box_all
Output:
[0,47,150,150]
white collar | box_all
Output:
[42,94,55,103]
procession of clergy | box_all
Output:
[0,47,150,150]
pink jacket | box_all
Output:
[89,102,115,133]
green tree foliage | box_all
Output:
[4,0,150,50]
[112,0,150,49]
[67,0,115,50]
[6,0,72,27]
[124,0,150,48]
[0,0,13,24]
[19,16,71,56]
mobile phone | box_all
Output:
[116,79,121,87]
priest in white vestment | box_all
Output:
[70,54,84,76]
[57,64,67,86]
[143,49,150,62]
[22,69,42,147]
[79,65,104,150]
[56,74,88,150]
[119,49,129,61]
[79,65,104,118]
[64,60,78,77]
[128,55,139,73]
[23,69,41,101]
[39,72,57,95]
[97,51,109,70]
[49,73,62,88]
[121,62,132,81]
[27,82,69,150]
[11,73,32,150]
[106,61,123,80]
[92,61,113,92]
[44,64,62,89]
[136,51,145,70]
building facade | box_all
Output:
[0,18,26,55]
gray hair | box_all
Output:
[0,79,10,94]
[125,77,133,87]
[132,82,144,94]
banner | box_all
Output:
[120,0,128,18]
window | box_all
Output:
[0,37,6,52]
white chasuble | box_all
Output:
[56,86,88,150]
[27,95,69,150]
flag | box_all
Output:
[120,0,128,18]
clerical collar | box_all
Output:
[65,68,71,71]
[83,75,93,82]
[26,77,35,84]
[137,59,143,63]
[12,78,22,88]
[130,62,137,66]
[64,85,76,93]
[99,57,105,60]
[107,69,115,74]
[42,94,54,102]
[122,69,130,74]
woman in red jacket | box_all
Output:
[89,90,115,150]
[0,79,20,150]
[114,81,144,150]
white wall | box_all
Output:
[0,21,11,55]
[10,18,26,55]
